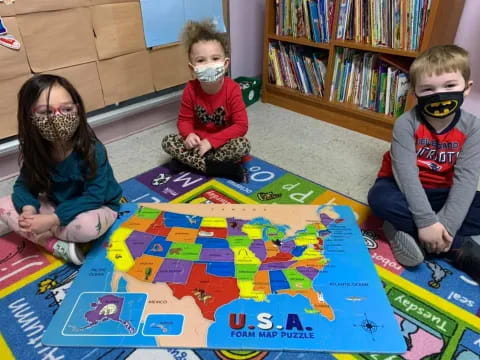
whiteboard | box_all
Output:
[140,0,226,47]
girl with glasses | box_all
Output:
[0,74,122,265]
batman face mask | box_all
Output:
[416,90,464,118]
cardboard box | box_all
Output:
[14,0,90,14]
[92,2,146,60]
[45,62,105,112]
[150,44,191,91]
[98,50,154,105]
[0,17,30,81]
[0,2,15,16]
[17,8,98,72]
[0,74,32,139]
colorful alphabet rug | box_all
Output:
[0,156,478,360]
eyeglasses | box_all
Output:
[32,103,78,116]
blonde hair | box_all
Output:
[180,19,229,60]
[409,45,470,89]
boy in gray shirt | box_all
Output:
[368,45,480,283]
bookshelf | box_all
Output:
[261,0,465,141]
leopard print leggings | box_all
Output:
[162,134,251,172]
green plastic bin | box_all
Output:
[234,77,262,107]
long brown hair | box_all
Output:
[17,74,98,195]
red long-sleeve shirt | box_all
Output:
[177,77,248,149]
[377,108,480,236]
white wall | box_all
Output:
[455,0,480,115]
[229,0,265,78]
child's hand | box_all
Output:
[22,205,37,215]
[18,215,33,231]
[440,228,453,252]
[184,133,201,149]
[418,222,450,254]
[197,139,212,157]
[18,206,37,231]
[28,214,60,234]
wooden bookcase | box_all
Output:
[261,0,465,141]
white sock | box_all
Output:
[0,220,10,236]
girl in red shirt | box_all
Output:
[162,20,250,182]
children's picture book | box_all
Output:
[394,72,410,117]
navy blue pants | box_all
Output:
[368,177,480,281]
[368,177,480,247]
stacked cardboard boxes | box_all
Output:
[0,0,192,139]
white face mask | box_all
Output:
[192,62,226,83]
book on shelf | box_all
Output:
[376,62,388,113]
[394,72,409,117]
[387,68,399,114]
[336,0,432,51]
[330,47,410,116]
[268,43,285,87]
[385,66,392,114]
[336,0,349,40]
[369,63,379,110]
[308,0,321,42]
[303,0,312,41]
[329,46,343,101]
[275,0,280,36]
[275,0,337,42]
[313,53,327,92]
[268,40,328,97]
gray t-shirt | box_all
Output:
[382,108,480,236]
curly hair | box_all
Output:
[181,19,229,59]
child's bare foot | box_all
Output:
[32,229,55,245]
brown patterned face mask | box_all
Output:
[32,113,80,142]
